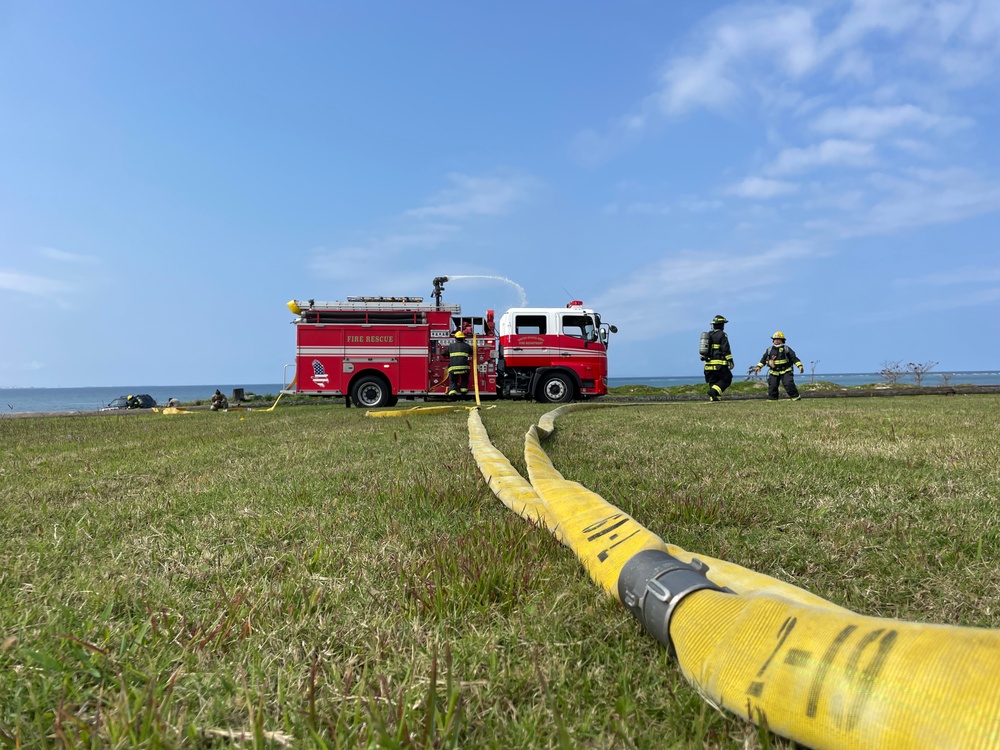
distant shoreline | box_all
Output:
[5,383,1000,418]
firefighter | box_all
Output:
[447,330,473,397]
[754,331,804,401]
[126,394,140,409]
[210,389,229,411]
[703,315,734,402]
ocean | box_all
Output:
[3,372,1000,415]
[0,384,285,415]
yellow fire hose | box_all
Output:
[468,404,1000,749]
[367,404,480,418]
[264,376,297,412]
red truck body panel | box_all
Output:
[286,290,610,405]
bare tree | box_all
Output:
[940,372,953,386]
[907,361,939,388]
[809,359,820,383]
[879,360,905,385]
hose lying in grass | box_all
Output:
[367,405,478,418]
[468,405,1000,750]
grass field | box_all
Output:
[2,394,999,748]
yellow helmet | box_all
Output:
[771,331,785,341]
[454,330,465,338]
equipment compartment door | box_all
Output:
[296,326,345,393]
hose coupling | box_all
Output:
[618,549,733,655]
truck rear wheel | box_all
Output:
[537,372,574,404]
[351,375,391,408]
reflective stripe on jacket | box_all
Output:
[703,329,734,371]
[757,345,801,375]
[447,341,472,373]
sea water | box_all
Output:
[0,384,285,415]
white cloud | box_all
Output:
[810,104,972,139]
[678,197,725,212]
[889,138,937,159]
[768,139,876,175]
[310,171,538,288]
[833,49,874,82]
[895,266,1000,286]
[308,224,460,278]
[656,54,742,117]
[822,0,925,54]
[621,202,672,216]
[727,176,799,199]
[36,247,99,264]
[829,167,1000,236]
[802,188,866,212]
[404,172,538,219]
[656,5,821,118]
[592,243,822,341]
[0,270,72,297]
[577,0,1000,164]
[885,285,1000,313]
[608,197,723,215]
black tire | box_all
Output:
[537,372,574,404]
[351,375,391,408]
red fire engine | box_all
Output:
[284,276,617,408]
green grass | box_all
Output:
[605,378,947,398]
[2,395,999,747]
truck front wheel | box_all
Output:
[537,372,574,404]
[351,375,391,408]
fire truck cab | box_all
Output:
[495,302,611,402]
[284,278,615,408]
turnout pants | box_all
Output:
[768,371,799,400]
[704,367,733,397]
[449,368,470,395]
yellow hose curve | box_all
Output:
[467,404,1000,749]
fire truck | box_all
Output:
[283,276,617,408]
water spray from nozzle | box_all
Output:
[444,274,528,307]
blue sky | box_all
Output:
[2,1,999,387]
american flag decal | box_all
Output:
[311,359,329,386]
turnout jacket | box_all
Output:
[757,344,802,376]
[447,339,472,373]
[703,329,734,371]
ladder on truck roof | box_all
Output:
[291,298,461,312]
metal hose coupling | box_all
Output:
[618,549,733,655]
